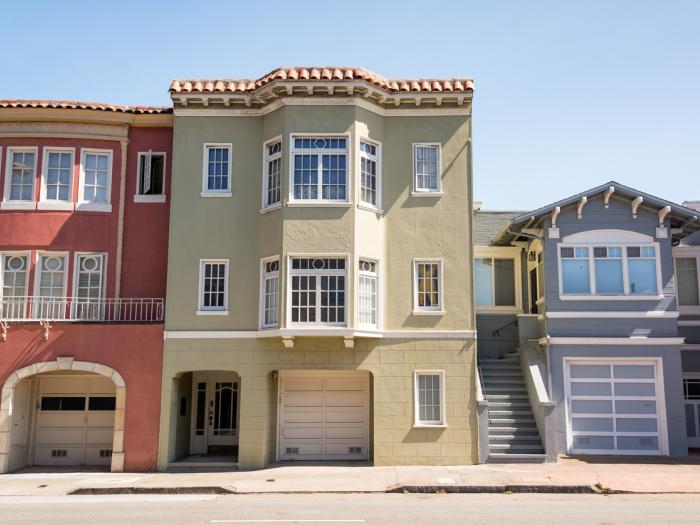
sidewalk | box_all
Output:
[1,456,699,496]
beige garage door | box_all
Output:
[34,375,116,466]
[278,371,369,461]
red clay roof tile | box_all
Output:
[0,99,172,114]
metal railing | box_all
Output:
[0,296,164,322]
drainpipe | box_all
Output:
[114,135,128,299]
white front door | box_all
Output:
[190,373,239,454]
[565,359,666,455]
[684,374,700,448]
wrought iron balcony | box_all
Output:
[0,296,164,323]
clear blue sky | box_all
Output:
[3,1,699,209]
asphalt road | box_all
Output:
[0,493,699,524]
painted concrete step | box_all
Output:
[480,370,524,376]
[488,428,540,436]
[482,386,528,392]
[487,453,547,464]
[488,409,535,416]
[484,394,530,400]
[489,435,543,443]
[489,443,545,452]
[489,418,537,426]
[486,401,532,409]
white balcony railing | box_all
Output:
[0,296,164,322]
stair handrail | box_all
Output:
[475,364,489,464]
[491,318,518,337]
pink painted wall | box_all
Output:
[0,324,164,472]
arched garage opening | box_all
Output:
[0,357,125,473]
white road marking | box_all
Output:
[211,521,366,524]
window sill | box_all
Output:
[259,203,282,214]
[411,191,445,197]
[357,203,384,214]
[196,310,230,316]
[76,202,112,212]
[201,192,232,198]
[37,201,74,211]
[412,309,446,316]
[559,295,664,301]
[476,308,522,315]
[286,201,352,208]
[413,423,448,429]
[134,194,167,203]
[1,201,36,210]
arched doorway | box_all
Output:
[0,357,126,473]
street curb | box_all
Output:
[69,486,235,495]
[386,484,599,494]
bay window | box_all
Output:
[261,258,280,328]
[290,136,348,202]
[358,259,378,328]
[262,139,282,209]
[289,256,346,325]
[359,140,380,208]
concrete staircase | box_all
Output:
[479,353,546,462]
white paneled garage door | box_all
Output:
[565,360,666,455]
[278,371,369,461]
[34,375,116,466]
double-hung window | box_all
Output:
[41,149,74,208]
[358,259,378,328]
[474,250,519,311]
[202,144,232,196]
[560,243,660,297]
[1,253,29,319]
[359,140,380,208]
[198,260,229,313]
[413,144,441,194]
[413,259,443,313]
[35,253,67,319]
[136,151,166,201]
[73,253,106,320]
[262,139,282,209]
[261,258,280,328]
[80,150,112,210]
[675,254,700,308]
[290,136,348,202]
[3,147,37,207]
[289,257,346,324]
[414,370,446,427]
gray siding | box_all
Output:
[548,318,679,338]
[682,350,700,373]
[679,325,700,345]
[476,314,518,359]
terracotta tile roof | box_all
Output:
[170,67,473,95]
[0,99,172,114]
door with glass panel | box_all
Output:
[1,254,29,319]
[684,374,700,448]
[73,254,105,320]
[35,254,67,319]
[190,373,239,455]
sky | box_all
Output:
[2,0,699,210]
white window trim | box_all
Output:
[77,148,113,212]
[2,146,38,210]
[259,255,280,329]
[39,147,75,211]
[557,241,663,300]
[286,253,349,327]
[33,251,69,298]
[288,133,351,205]
[413,369,447,428]
[413,258,445,315]
[411,143,443,196]
[474,246,522,313]
[357,257,380,330]
[134,150,167,203]
[201,143,232,197]
[71,252,108,300]
[563,357,668,456]
[197,258,229,314]
[0,251,32,309]
[357,137,382,212]
[261,136,283,211]
[673,246,700,315]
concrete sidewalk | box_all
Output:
[1,456,699,496]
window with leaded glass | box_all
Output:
[291,136,348,201]
[263,140,282,208]
[414,260,442,312]
[289,257,346,324]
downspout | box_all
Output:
[114,135,129,299]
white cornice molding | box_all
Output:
[546,311,679,319]
[0,121,129,141]
[164,328,476,340]
[547,337,685,346]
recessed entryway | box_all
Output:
[190,372,240,456]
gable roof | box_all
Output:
[473,210,526,247]
[494,181,700,245]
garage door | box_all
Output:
[566,360,665,455]
[34,375,116,466]
[278,372,369,461]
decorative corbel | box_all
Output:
[282,336,295,349]
[577,196,588,219]
[327,86,334,96]
[435,98,443,107]
[415,98,421,107]
[658,206,671,226]
[285,85,293,96]
[548,206,561,239]
[394,98,400,107]
[202,98,209,107]
[343,336,355,349]
[223,98,231,107]
[40,319,51,341]
[604,186,615,208]
[306,86,314,95]
[347,86,354,96]
[1,321,8,342]
[631,196,643,219]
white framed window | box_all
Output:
[2,147,38,209]
[202,144,232,196]
[288,256,347,325]
[674,248,700,313]
[413,259,443,314]
[78,149,112,211]
[262,138,282,210]
[474,247,522,312]
[359,140,381,210]
[72,253,107,320]
[358,259,378,328]
[289,135,349,203]
[260,257,280,328]
[414,370,446,427]
[135,151,166,202]
[39,148,74,210]
[412,143,442,194]
[0,252,30,319]
[34,252,68,319]
[198,259,229,314]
